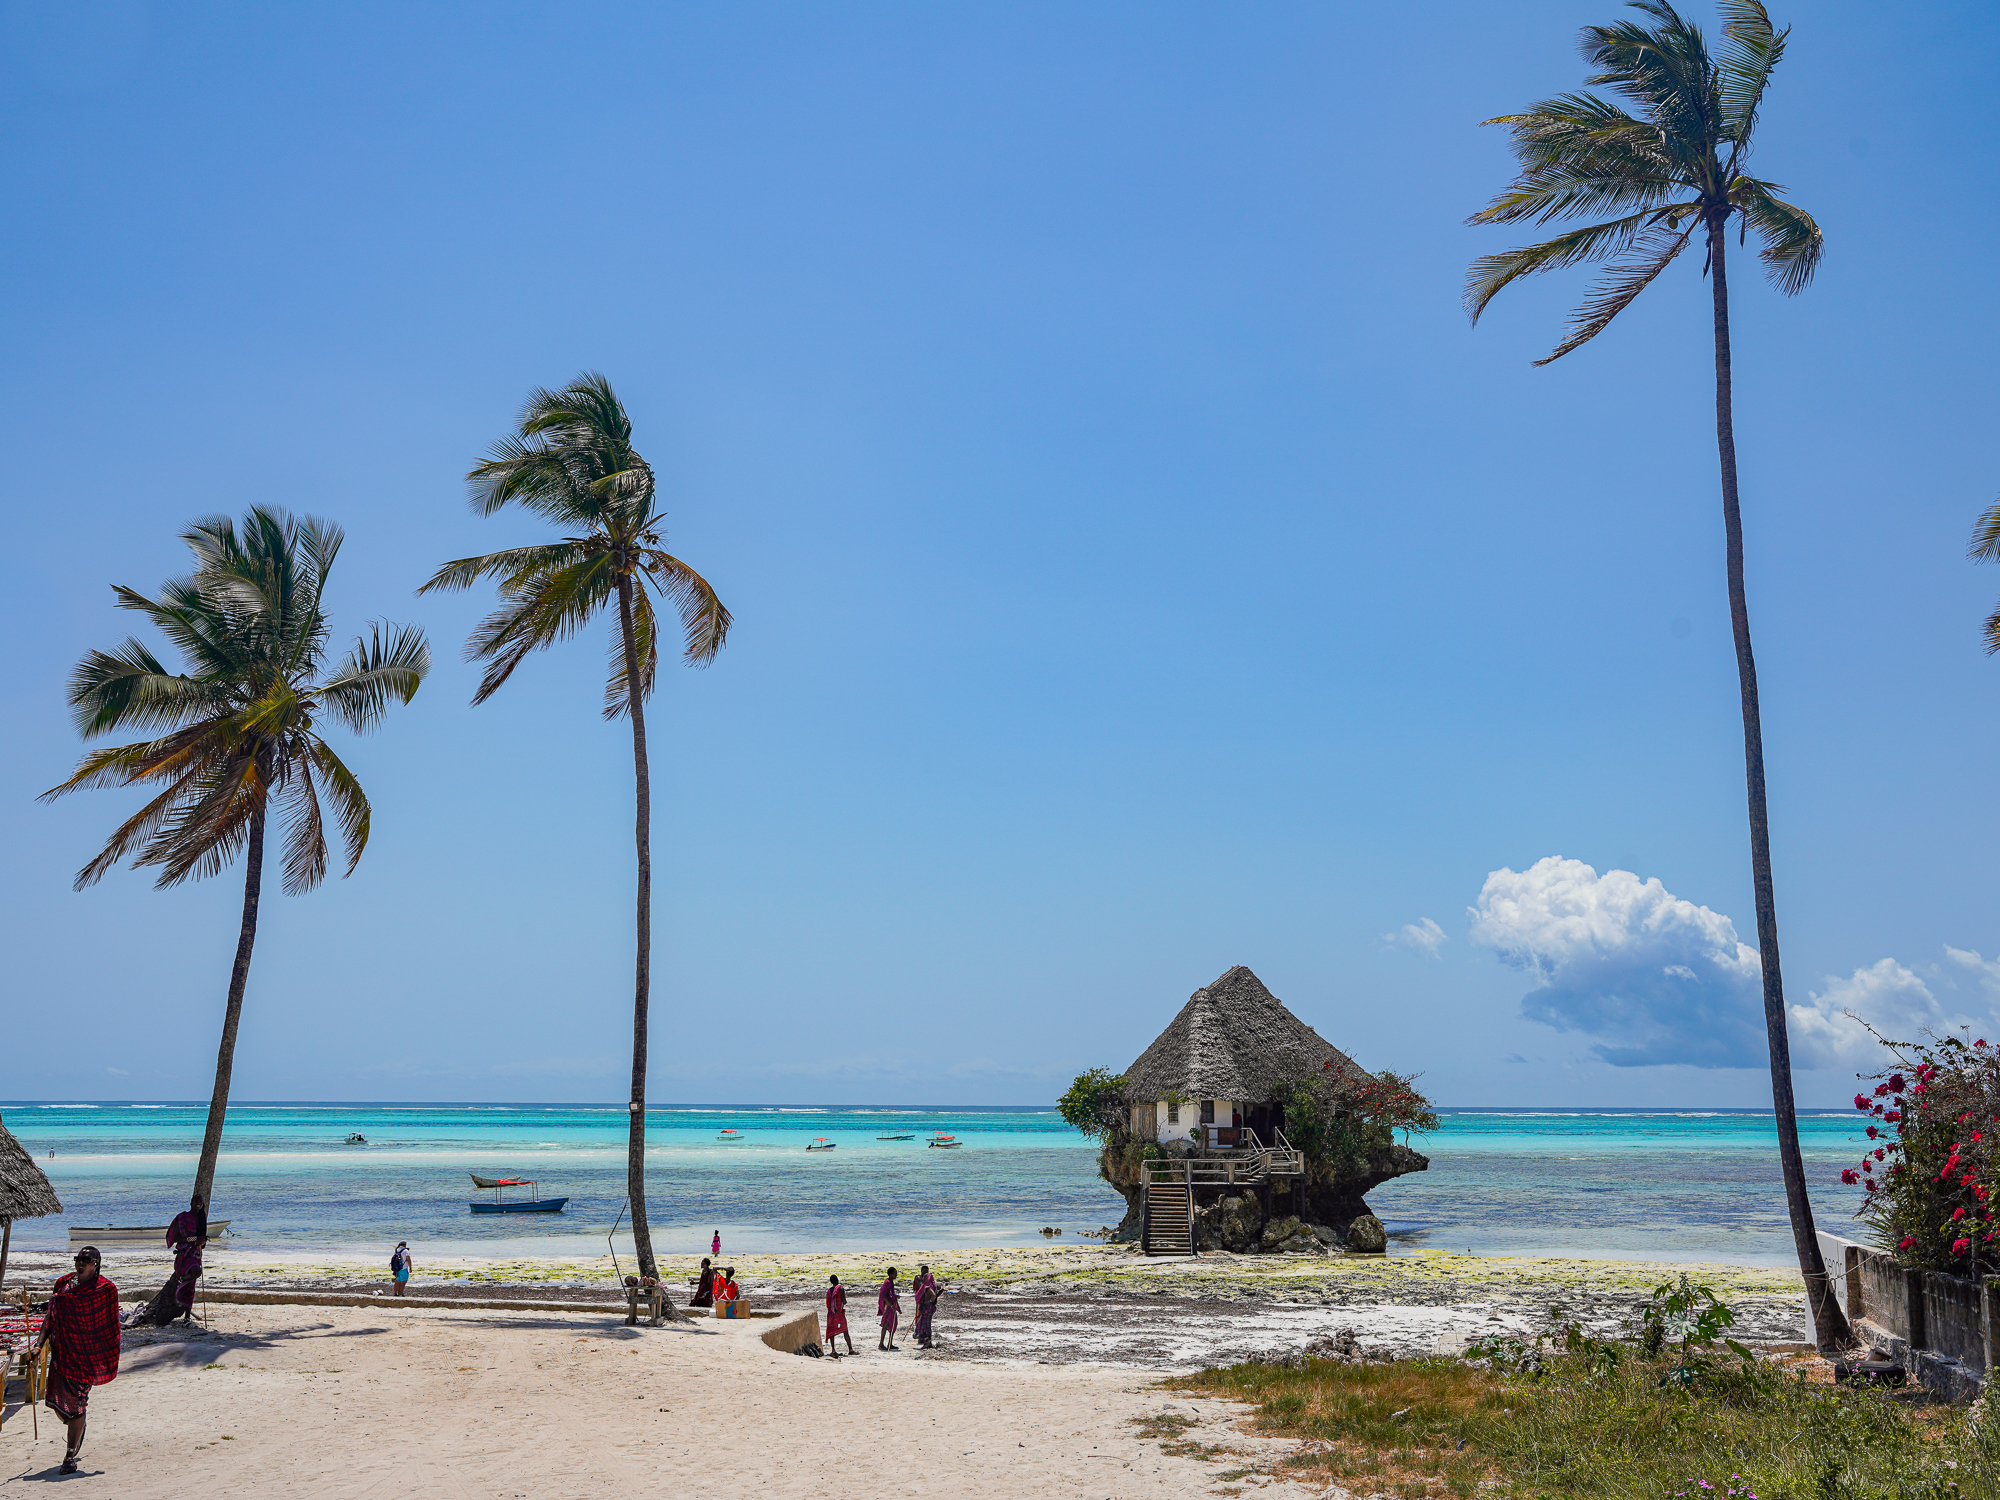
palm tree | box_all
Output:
[42,508,429,1318]
[419,374,730,1281]
[1465,1,1850,1349]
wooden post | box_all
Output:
[0,1216,10,1295]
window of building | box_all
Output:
[1199,1100,1216,1125]
[1166,1100,1180,1124]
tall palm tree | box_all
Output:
[419,374,730,1281]
[1465,1,1850,1349]
[42,508,429,1309]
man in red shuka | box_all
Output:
[36,1245,122,1474]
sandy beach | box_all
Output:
[1,1244,1812,1496]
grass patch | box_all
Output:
[1172,1351,1997,1499]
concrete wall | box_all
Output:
[1818,1230,1997,1399]
[1151,1097,1233,1144]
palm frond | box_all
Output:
[1581,4,1718,165]
[416,541,594,596]
[1464,204,1697,324]
[464,554,618,704]
[139,754,265,888]
[65,639,218,737]
[1731,176,1821,294]
[278,751,328,896]
[67,769,208,890]
[309,739,372,875]
[604,584,660,720]
[1536,221,1698,364]
[1970,497,2000,564]
[1715,0,1786,144]
[319,621,431,733]
[643,551,732,667]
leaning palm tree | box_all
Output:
[1465,1,1850,1349]
[42,508,428,1319]
[419,374,730,1281]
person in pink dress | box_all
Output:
[824,1274,854,1355]
[711,1230,721,1258]
[876,1266,901,1351]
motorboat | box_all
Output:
[928,1135,961,1149]
[876,1133,915,1140]
[805,1139,836,1152]
[717,1130,745,1140]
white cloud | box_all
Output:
[106,1067,128,1077]
[1787,959,1948,1070]
[1469,856,1765,1067]
[1383,918,1447,957]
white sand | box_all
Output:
[1,1302,1321,1498]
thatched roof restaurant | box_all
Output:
[0,1109,61,1292]
[1123,964,1370,1146]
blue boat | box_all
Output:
[467,1174,568,1214]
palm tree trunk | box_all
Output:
[135,805,264,1327]
[1708,217,1850,1352]
[615,576,658,1281]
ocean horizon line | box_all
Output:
[1,1098,1855,1116]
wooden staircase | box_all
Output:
[1142,1178,1194,1256]
[1138,1129,1306,1256]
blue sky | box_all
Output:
[4,1,1997,1109]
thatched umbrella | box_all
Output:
[0,1110,63,1292]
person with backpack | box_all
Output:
[390,1241,413,1296]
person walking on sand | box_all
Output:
[824,1274,854,1355]
[711,1229,721,1258]
[35,1246,121,1475]
[391,1241,412,1296]
[691,1257,716,1307]
[913,1263,942,1348]
[877,1266,901,1350]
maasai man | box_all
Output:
[823,1274,854,1355]
[390,1242,412,1296]
[913,1263,941,1348]
[36,1247,121,1475]
[691,1257,716,1307]
[162,1193,208,1323]
[877,1266,901,1350]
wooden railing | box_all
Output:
[1140,1129,1305,1190]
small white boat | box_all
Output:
[805,1138,836,1152]
[70,1221,231,1246]
[928,1135,961,1149]
[717,1130,745,1140]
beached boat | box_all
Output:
[69,1221,231,1246]
[805,1139,836,1152]
[468,1177,567,1214]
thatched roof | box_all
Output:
[0,1112,62,1221]
[1122,965,1373,1101]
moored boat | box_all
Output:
[717,1130,745,1140]
[468,1177,567,1214]
[805,1138,836,1151]
[928,1135,960,1149]
[69,1221,231,1245]
[876,1133,914,1140]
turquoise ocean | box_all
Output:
[0,1104,1874,1266]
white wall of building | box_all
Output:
[1147,1097,1234,1144]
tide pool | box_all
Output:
[0,1103,1873,1265]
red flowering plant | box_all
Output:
[1845,1026,2000,1274]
